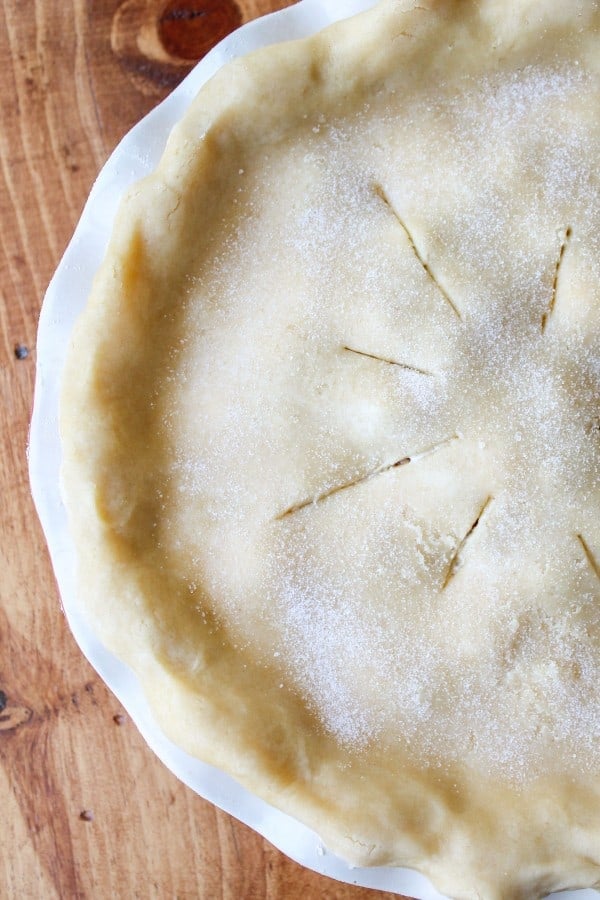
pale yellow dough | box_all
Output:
[60,1,600,897]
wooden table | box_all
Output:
[0,1,404,897]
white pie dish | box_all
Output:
[28,2,600,898]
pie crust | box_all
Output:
[60,1,600,897]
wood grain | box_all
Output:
[0,1,409,897]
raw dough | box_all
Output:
[60,1,600,897]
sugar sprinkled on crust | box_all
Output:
[152,59,600,784]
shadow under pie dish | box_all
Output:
[53,0,600,897]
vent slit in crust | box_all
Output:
[576,533,600,582]
[541,225,572,332]
[373,182,462,320]
[442,495,494,589]
[342,345,433,375]
[275,435,458,520]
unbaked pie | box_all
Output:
[60,1,600,896]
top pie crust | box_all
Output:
[60,1,600,897]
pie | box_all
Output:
[59,0,600,896]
